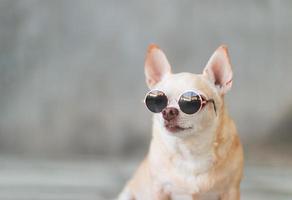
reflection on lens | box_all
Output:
[145,90,168,113]
[178,91,201,114]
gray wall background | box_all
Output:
[0,0,292,158]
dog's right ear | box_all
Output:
[203,45,233,95]
[144,44,172,88]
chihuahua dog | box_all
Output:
[118,44,243,200]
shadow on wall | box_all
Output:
[245,103,292,165]
[268,105,292,146]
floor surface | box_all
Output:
[0,156,291,200]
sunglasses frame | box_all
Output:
[144,89,217,115]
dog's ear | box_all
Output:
[145,44,171,88]
[203,45,233,95]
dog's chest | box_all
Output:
[152,151,216,195]
[170,193,220,200]
[168,159,213,191]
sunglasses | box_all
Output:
[144,90,216,115]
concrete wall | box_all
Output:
[0,0,292,157]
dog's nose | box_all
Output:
[162,107,179,121]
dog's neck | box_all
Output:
[149,112,230,175]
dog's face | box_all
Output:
[144,44,233,138]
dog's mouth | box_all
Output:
[164,121,192,133]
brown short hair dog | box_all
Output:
[119,44,244,200]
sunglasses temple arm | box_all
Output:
[207,99,217,115]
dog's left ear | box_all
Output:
[203,45,233,95]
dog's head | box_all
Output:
[144,44,233,138]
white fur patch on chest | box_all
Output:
[151,145,215,195]
[163,154,215,194]
[170,192,219,200]
[150,121,218,196]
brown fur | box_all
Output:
[118,45,244,200]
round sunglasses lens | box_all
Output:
[145,90,168,113]
[178,91,201,114]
